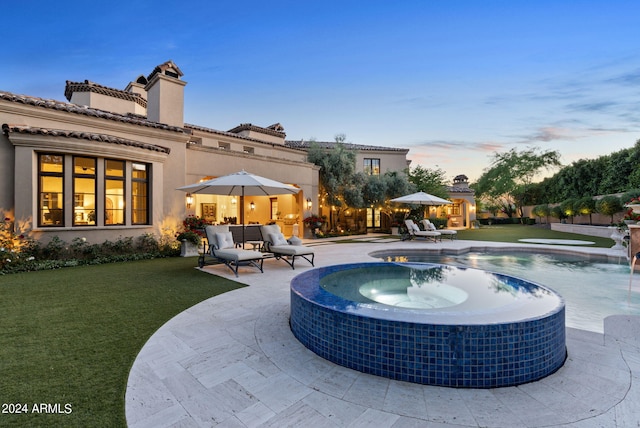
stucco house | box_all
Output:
[444,174,476,228]
[285,139,411,230]
[0,60,320,244]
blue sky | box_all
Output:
[2,1,640,182]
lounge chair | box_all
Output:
[404,219,441,242]
[200,225,265,277]
[260,224,315,269]
[421,219,457,240]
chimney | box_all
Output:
[145,61,187,127]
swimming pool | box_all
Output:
[372,250,640,333]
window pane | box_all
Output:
[40,154,63,173]
[74,177,96,225]
[106,159,124,177]
[74,157,96,174]
[40,176,63,225]
[132,163,147,179]
[39,153,64,227]
[73,157,96,226]
[132,163,149,224]
[106,179,125,225]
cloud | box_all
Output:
[406,139,504,153]
[513,125,631,146]
[606,68,640,86]
[565,101,618,113]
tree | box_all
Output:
[473,148,562,220]
[407,165,449,199]
[550,205,567,223]
[363,171,413,226]
[307,135,412,231]
[532,204,550,224]
[560,198,578,224]
[576,197,596,225]
[596,195,623,224]
[307,135,357,230]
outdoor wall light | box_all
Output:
[231,197,237,205]
[306,198,312,210]
[250,201,255,211]
[186,193,194,208]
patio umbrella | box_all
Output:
[390,191,452,206]
[390,191,452,218]
[177,170,300,245]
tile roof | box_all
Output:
[147,60,184,81]
[185,123,302,148]
[285,139,408,152]
[64,80,147,108]
[0,90,185,133]
[227,123,286,138]
[2,124,171,154]
[446,185,474,193]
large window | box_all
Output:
[105,159,125,225]
[36,153,151,227]
[39,154,64,226]
[364,158,380,175]
[73,157,96,226]
[131,163,149,225]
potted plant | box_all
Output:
[303,214,326,228]
[390,222,401,236]
[176,216,210,256]
[303,214,327,238]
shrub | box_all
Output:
[1,232,177,274]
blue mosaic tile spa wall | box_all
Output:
[290,263,567,388]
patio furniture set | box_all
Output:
[198,224,315,277]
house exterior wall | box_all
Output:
[0,61,321,245]
[69,91,144,116]
[354,150,410,175]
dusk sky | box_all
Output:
[3,1,640,182]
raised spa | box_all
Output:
[290,262,566,388]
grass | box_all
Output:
[0,257,244,428]
[337,224,615,248]
[454,223,615,247]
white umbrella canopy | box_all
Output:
[176,170,300,196]
[390,191,452,206]
[177,170,300,245]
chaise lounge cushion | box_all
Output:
[269,232,289,246]
[214,248,265,262]
[215,231,236,249]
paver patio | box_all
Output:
[126,238,640,427]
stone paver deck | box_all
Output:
[126,238,640,427]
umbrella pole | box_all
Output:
[240,187,246,248]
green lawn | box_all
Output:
[454,223,615,247]
[0,257,243,428]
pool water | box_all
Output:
[380,252,640,333]
[319,264,564,323]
